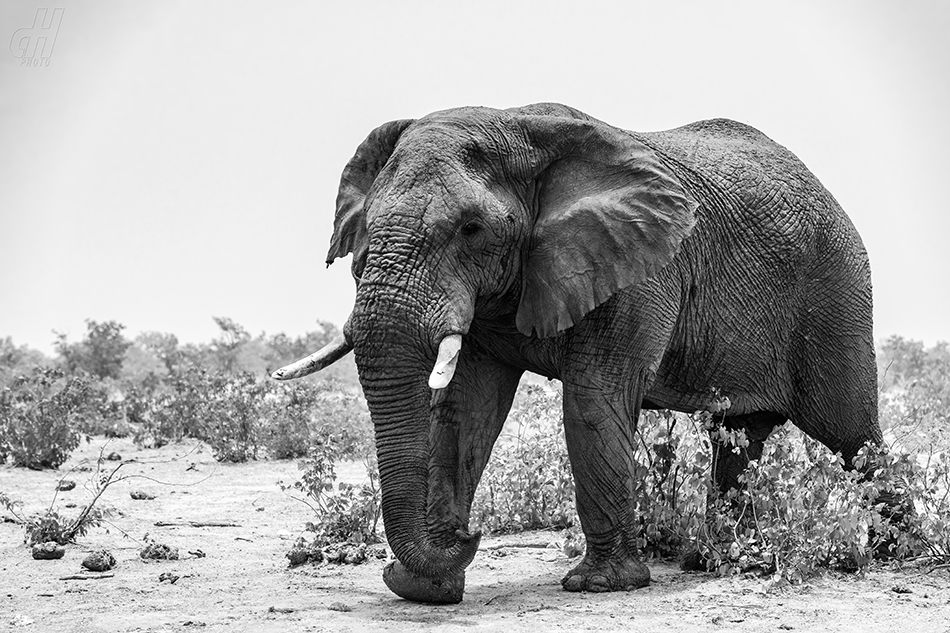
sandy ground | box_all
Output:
[2,437,949,633]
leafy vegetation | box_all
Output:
[1,317,368,468]
[280,437,382,565]
[1,453,122,545]
[0,368,98,469]
[878,336,950,452]
[1,320,947,583]
[54,320,132,380]
[281,438,381,546]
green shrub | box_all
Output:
[2,457,120,545]
[54,320,131,380]
[128,365,215,446]
[0,368,94,469]
[127,365,373,463]
[0,337,48,388]
[878,337,950,452]
[690,424,876,581]
[21,506,112,546]
[201,371,269,462]
[280,436,381,547]
[262,381,372,461]
[71,377,127,437]
[862,444,950,563]
[262,383,316,460]
[631,408,711,558]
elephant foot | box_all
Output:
[561,555,650,592]
[382,560,465,604]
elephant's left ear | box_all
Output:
[514,117,698,338]
[327,119,415,280]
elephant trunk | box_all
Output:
[349,292,477,584]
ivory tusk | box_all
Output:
[271,335,353,380]
[428,334,462,390]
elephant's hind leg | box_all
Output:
[711,411,785,494]
[789,329,881,467]
[681,411,784,571]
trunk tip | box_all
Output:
[454,529,481,544]
[383,560,466,604]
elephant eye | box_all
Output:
[459,221,482,237]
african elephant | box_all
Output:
[273,103,880,602]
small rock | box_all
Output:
[32,542,66,560]
[158,572,180,583]
[344,550,364,565]
[891,585,912,594]
[140,542,179,560]
[343,550,364,565]
[286,547,310,567]
[105,452,122,461]
[82,549,116,571]
[563,541,584,558]
[55,479,76,491]
[328,601,351,612]
[130,490,156,500]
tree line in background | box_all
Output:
[0,318,369,468]
[1,321,949,582]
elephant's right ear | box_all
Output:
[326,119,415,279]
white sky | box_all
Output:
[1,0,948,354]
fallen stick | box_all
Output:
[154,521,241,528]
[59,574,115,581]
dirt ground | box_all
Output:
[2,437,949,633]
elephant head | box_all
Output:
[274,104,696,590]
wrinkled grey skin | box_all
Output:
[323,103,879,601]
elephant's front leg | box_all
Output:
[427,352,524,536]
[561,377,651,592]
[383,347,523,603]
